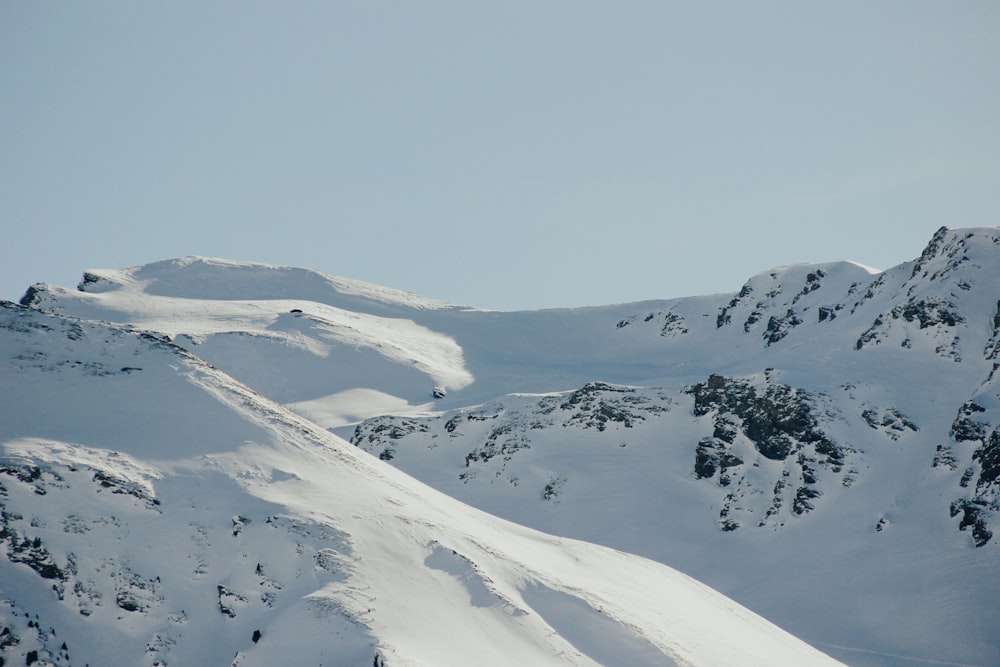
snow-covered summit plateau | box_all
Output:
[5,226,1000,666]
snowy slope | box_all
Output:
[11,225,1000,666]
[0,302,844,667]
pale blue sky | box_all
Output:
[2,1,998,310]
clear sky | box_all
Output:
[2,2,998,310]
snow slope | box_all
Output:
[0,302,844,666]
[10,225,1000,666]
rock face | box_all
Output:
[352,382,676,491]
[715,266,841,344]
[686,374,853,530]
[351,374,860,534]
[947,399,1000,547]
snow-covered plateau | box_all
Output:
[3,226,999,666]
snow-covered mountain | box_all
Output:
[6,225,1000,666]
[0,302,843,667]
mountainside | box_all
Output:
[0,302,844,667]
[7,225,1000,666]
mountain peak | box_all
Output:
[5,225,1000,667]
[909,225,1000,282]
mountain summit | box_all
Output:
[6,226,1000,666]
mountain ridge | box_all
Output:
[6,225,1000,666]
[0,301,845,667]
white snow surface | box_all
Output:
[6,226,1000,666]
[0,302,842,667]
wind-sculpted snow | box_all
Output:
[8,225,1000,666]
[75,256,463,313]
[0,303,846,666]
[20,270,475,413]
